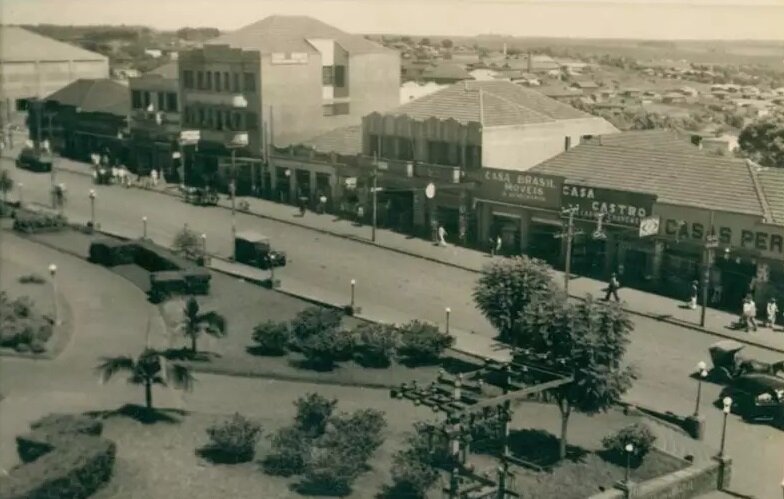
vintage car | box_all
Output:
[16,147,53,173]
[182,186,219,206]
[93,166,113,185]
[708,340,784,382]
[720,374,784,426]
[234,231,286,269]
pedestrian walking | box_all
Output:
[495,235,502,255]
[151,169,159,187]
[437,225,448,247]
[603,273,621,302]
[766,297,778,328]
[688,280,698,310]
[742,295,758,332]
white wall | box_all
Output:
[482,117,619,171]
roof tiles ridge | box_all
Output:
[746,159,773,223]
[482,88,551,124]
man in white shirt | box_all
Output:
[742,295,758,332]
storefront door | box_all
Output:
[491,214,521,256]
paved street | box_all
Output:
[3,156,784,497]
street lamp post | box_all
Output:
[445,307,451,335]
[17,182,23,206]
[48,264,59,325]
[142,216,148,239]
[693,361,708,417]
[201,234,207,264]
[350,279,356,309]
[624,443,634,484]
[88,189,96,227]
[719,397,732,458]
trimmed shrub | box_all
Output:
[387,451,440,499]
[12,209,67,233]
[353,323,399,367]
[202,413,263,463]
[14,342,30,353]
[324,409,386,462]
[18,273,46,285]
[300,330,354,370]
[290,307,343,345]
[263,426,311,476]
[295,393,338,438]
[251,321,290,355]
[299,443,365,496]
[29,340,46,354]
[397,320,454,365]
[601,422,657,466]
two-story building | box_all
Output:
[360,80,618,245]
[127,62,181,179]
[178,15,400,193]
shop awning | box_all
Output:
[531,216,562,226]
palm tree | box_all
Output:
[97,348,194,410]
[179,296,227,354]
[0,169,13,207]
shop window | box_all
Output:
[322,66,334,86]
[157,92,165,111]
[142,91,151,109]
[427,140,457,166]
[382,136,396,158]
[166,93,178,112]
[131,90,143,109]
[183,70,194,89]
[243,73,256,92]
[334,65,346,87]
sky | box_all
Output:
[3,0,784,40]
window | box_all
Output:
[131,90,143,109]
[198,108,205,126]
[232,112,242,130]
[205,72,212,91]
[166,93,178,112]
[214,72,222,91]
[197,71,204,90]
[142,91,152,109]
[216,110,224,131]
[368,134,380,157]
[322,103,349,116]
[157,92,165,111]
[322,66,334,86]
[183,70,194,89]
[223,72,230,92]
[233,73,240,92]
[243,73,256,92]
[334,65,346,87]
[246,112,258,130]
[427,140,457,166]
[465,145,482,169]
[397,137,414,161]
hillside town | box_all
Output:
[1,6,784,499]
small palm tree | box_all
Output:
[0,169,13,206]
[179,296,227,354]
[96,348,194,410]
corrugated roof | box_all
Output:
[387,80,592,127]
[45,79,130,117]
[532,142,765,215]
[206,15,391,55]
[757,168,784,224]
[0,26,107,63]
[301,125,362,156]
[581,129,700,154]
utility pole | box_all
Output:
[372,151,378,243]
[230,147,237,243]
[702,235,718,327]
[554,206,582,294]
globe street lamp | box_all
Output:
[88,189,96,227]
[48,264,59,325]
[445,307,451,335]
[624,443,634,484]
[694,361,709,417]
[350,279,356,310]
[719,396,732,458]
[142,216,147,239]
[201,233,207,263]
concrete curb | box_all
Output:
[52,165,784,354]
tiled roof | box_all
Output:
[206,16,391,55]
[301,125,362,156]
[0,26,107,63]
[757,168,784,224]
[421,63,473,81]
[387,80,593,127]
[146,61,178,79]
[45,79,130,117]
[581,130,700,154]
[531,142,765,215]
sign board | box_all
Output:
[639,216,660,238]
[562,182,656,228]
[471,168,563,209]
[179,130,200,144]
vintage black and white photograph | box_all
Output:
[0,0,783,498]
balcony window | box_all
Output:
[243,73,256,92]
[334,65,346,87]
[232,111,242,130]
[427,140,458,166]
[246,112,258,130]
[197,71,204,90]
[322,66,334,86]
[205,72,212,91]
[131,90,143,109]
[214,72,222,91]
[183,70,194,89]
[233,73,240,93]
[166,93,178,112]
[157,92,165,111]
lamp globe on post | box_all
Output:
[719,396,732,459]
[350,279,356,310]
[88,189,96,228]
[142,216,148,239]
[624,443,634,484]
[445,307,451,335]
[200,233,207,265]
[694,360,708,417]
[48,264,59,325]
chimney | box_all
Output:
[527,51,532,74]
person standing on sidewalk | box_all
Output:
[688,280,698,310]
[766,297,778,329]
[742,295,758,333]
[437,225,448,247]
[603,273,621,302]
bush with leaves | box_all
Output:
[601,423,656,466]
[295,393,338,438]
[384,422,444,498]
[290,307,343,345]
[299,440,366,496]
[397,320,454,365]
[324,409,386,462]
[263,425,311,476]
[203,413,263,463]
[473,256,557,343]
[300,330,354,370]
[172,225,204,261]
[353,323,399,367]
[251,321,290,355]
[0,292,52,350]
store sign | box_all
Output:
[472,168,563,209]
[562,183,656,228]
[661,217,784,256]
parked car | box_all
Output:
[234,231,286,269]
[720,374,784,426]
[16,147,52,173]
[182,186,219,206]
[708,340,784,382]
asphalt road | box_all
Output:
[4,158,784,498]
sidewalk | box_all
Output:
[52,160,784,354]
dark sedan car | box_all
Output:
[720,374,784,426]
[16,147,53,173]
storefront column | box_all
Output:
[289,170,298,203]
[604,233,618,277]
[519,213,531,253]
[651,240,665,283]
[616,239,628,278]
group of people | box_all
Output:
[739,295,778,333]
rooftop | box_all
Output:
[146,61,178,79]
[581,129,700,154]
[386,80,595,127]
[0,26,107,63]
[206,15,391,55]
[421,63,473,82]
[45,78,130,117]
[532,135,765,216]
[301,125,362,156]
[758,168,784,224]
